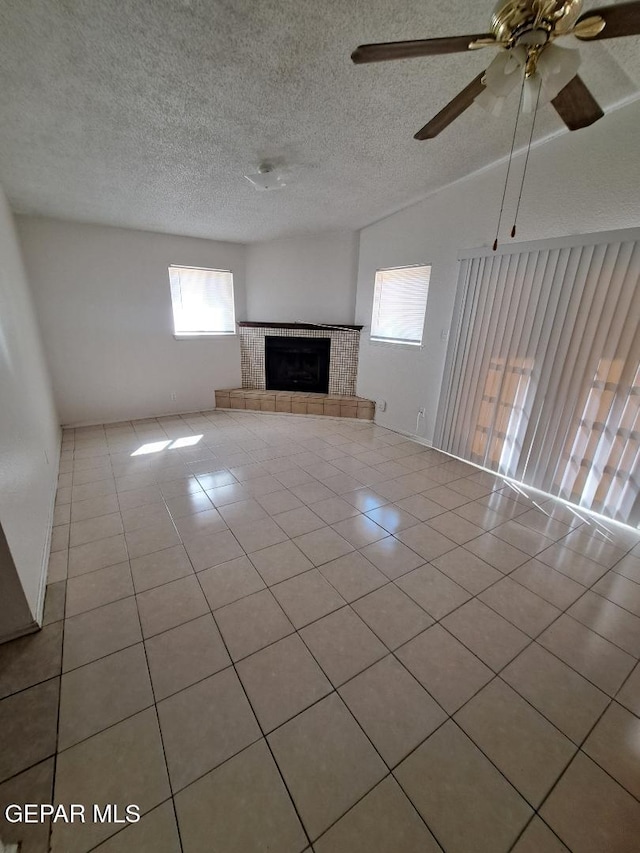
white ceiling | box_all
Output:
[1,1,639,242]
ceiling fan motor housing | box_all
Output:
[491,0,584,48]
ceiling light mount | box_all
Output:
[243,162,287,191]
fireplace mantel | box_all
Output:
[238,321,363,331]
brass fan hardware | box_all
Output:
[351,1,640,138]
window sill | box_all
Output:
[368,338,423,349]
[173,333,237,340]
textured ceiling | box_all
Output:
[1,0,639,242]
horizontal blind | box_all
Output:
[371,265,430,345]
[436,235,640,526]
[169,266,235,335]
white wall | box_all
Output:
[0,185,60,639]
[356,99,640,442]
[18,218,247,425]
[246,231,359,324]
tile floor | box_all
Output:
[1,409,640,852]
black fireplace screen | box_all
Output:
[265,336,330,394]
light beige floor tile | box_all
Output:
[363,503,419,534]
[196,469,238,489]
[0,679,59,783]
[0,757,54,853]
[540,753,640,853]
[352,584,433,650]
[422,484,470,509]
[432,547,503,594]
[206,482,253,506]
[442,599,530,671]
[231,516,289,552]
[514,509,574,541]
[172,507,227,540]
[65,562,133,617]
[58,643,153,750]
[250,540,314,585]
[396,523,457,562]
[291,481,336,505]
[92,801,181,852]
[536,543,609,586]
[395,493,446,521]
[158,668,260,792]
[331,516,389,549]
[117,485,164,511]
[617,662,640,717]
[313,775,440,853]
[136,575,209,638]
[160,475,203,497]
[130,544,194,592]
[299,606,387,686]
[51,708,170,852]
[42,581,66,625]
[309,496,359,524]
[183,528,244,571]
[68,533,128,577]
[396,565,471,620]
[478,576,561,638]
[538,614,635,696]
[70,495,120,525]
[198,555,265,609]
[613,553,640,584]
[454,501,509,531]
[256,488,304,515]
[47,548,68,582]
[360,537,424,580]
[273,505,326,537]
[396,624,493,714]
[339,655,446,767]
[145,614,230,700]
[63,597,142,671]
[454,679,575,806]
[492,520,556,556]
[318,552,388,601]
[510,559,586,609]
[592,571,640,618]
[72,478,117,502]
[0,621,63,699]
[560,529,627,568]
[583,701,640,799]
[272,569,345,628]
[237,634,332,732]
[50,523,69,552]
[125,519,181,559]
[294,527,354,565]
[463,532,529,573]
[69,512,123,549]
[502,643,609,744]
[268,693,387,841]
[120,502,171,532]
[426,511,485,545]
[511,818,569,852]
[175,739,307,853]
[274,468,316,489]
[568,590,640,656]
[217,498,270,527]
[395,720,532,853]
[215,589,294,661]
[343,488,389,512]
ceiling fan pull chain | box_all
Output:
[511,74,543,239]
[493,71,526,251]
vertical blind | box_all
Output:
[435,233,640,526]
[371,265,431,345]
[168,266,236,335]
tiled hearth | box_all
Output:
[215,389,374,420]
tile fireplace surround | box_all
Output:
[238,322,362,397]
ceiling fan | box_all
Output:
[351,1,640,138]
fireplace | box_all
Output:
[265,336,331,394]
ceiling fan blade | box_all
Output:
[574,1,640,39]
[551,75,604,131]
[414,72,486,140]
[351,34,495,64]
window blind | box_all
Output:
[168,266,236,335]
[436,233,640,526]
[371,265,430,345]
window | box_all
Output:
[370,264,430,345]
[168,265,236,336]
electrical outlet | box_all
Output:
[377,400,387,412]
[418,407,425,417]
[170,392,177,401]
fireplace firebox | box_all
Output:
[265,336,331,394]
